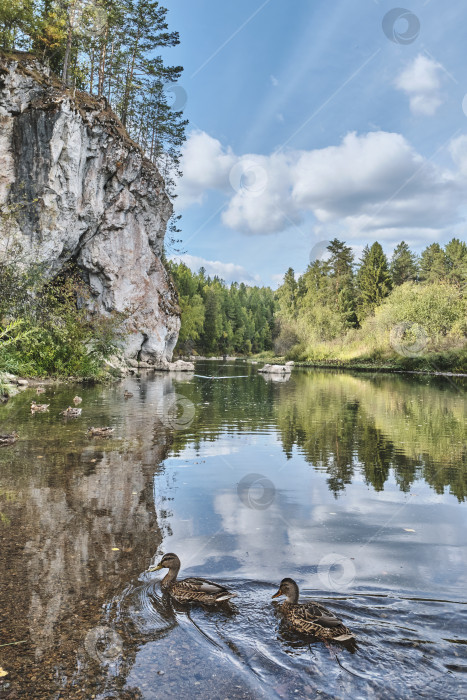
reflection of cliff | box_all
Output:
[0,379,175,698]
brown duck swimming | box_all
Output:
[30,401,49,413]
[61,406,82,417]
[272,578,354,642]
[87,426,114,437]
[149,553,237,604]
[0,431,19,446]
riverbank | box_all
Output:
[248,347,467,375]
[0,358,195,401]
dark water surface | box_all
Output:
[0,362,466,699]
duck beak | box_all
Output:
[272,588,283,599]
[148,562,163,572]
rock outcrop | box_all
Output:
[0,52,180,363]
[258,363,293,374]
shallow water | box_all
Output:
[0,363,466,699]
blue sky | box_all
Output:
[163,0,467,286]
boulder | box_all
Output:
[258,364,293,374]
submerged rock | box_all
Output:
[0,52,180,364]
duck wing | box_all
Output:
[172,577,237,602]
[290,602,353,639]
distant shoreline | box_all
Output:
[183,355,467,377]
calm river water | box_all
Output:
[0,362,466,699]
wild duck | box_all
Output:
[73,396,82,404]
[149,553,237,604]
[36,387,45,394]
[61,406,82,417]
[0,431,19,446]
[272,578,354,642]
[87,426,114,437]
[123,390,133,398]
[31,401,49,413]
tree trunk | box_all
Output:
[97,26,108,96]
[107,41,114,102]
[121,29,141,126]
[62,0,79,84]
[89,48,94,94]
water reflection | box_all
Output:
[0,365,466,698]
[0,375,176,698]
[171,367,467,501]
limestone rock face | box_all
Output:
[0,53,180,363]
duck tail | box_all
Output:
[217,592,237,601]
[333,633,355,642]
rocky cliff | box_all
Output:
[0,52,180,364]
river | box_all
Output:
[0,362,466,699]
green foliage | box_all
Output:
[2,1,187,208]
[356,242,392,320]
[168,262,275,356]
[269,238,466,369]
[276,267,297,317]
[419,243,447,283]
[0,253,126,377]
[374,280,466,341]
[390,241,418,286]
[0,0,34,50]
[445,238,467,285]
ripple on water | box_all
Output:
[107,581,467,699]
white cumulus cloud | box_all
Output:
[395,54,444,116]
[176,128,464,243]
[170,254,261,285]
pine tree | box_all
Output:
[0,0,34,50]
[390,241,418,286]
[276,267,297,317]
[419,243,447,282]
[356,242,392,319]
[445,238,467,286]
[327,238,357,327]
